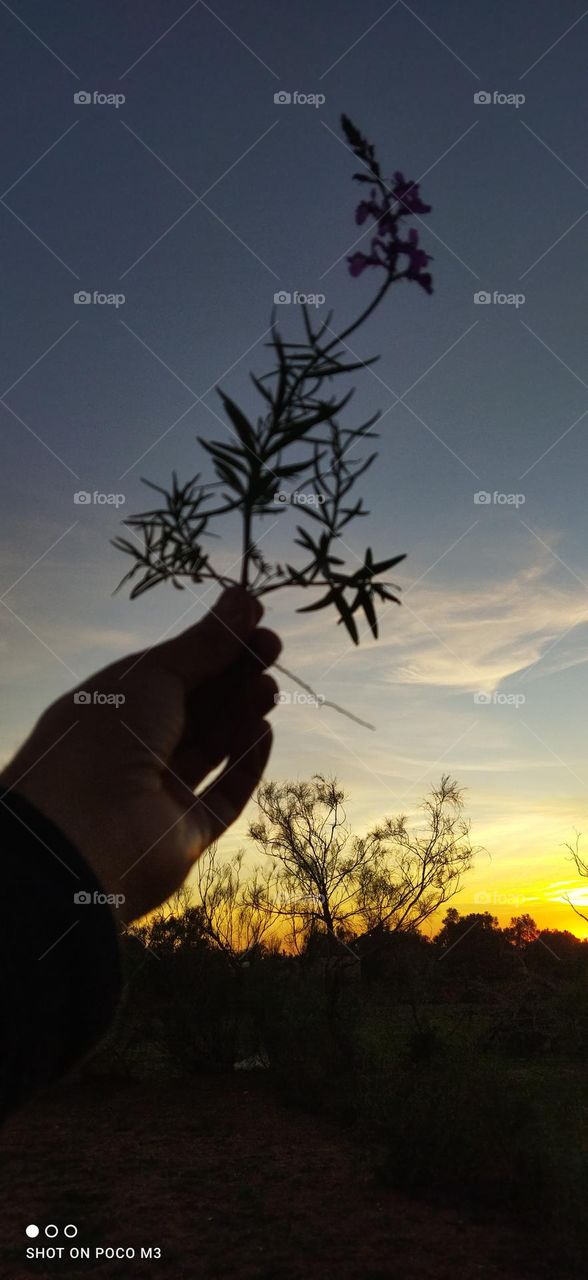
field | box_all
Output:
[0,1074,556,1280]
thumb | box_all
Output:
[152,586,263,688]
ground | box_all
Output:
[0,1076,553,1280]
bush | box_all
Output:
[360,1045,588,1268]
[267,970,359,1118]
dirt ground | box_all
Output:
[0,1075,553,1280]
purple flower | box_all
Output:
[398,228,434,293]
[355,197,381,226]
[348,169,433,291]
[392,171,432,215]
[355,190,391,228]
[348,251,382,277]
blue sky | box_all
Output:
[2,0,588,930]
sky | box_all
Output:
[1,0,588,935]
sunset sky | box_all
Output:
[1,0,588,935]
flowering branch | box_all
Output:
[114,115,433,658]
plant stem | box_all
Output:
[273,273,395,434]
[331,273,395,350]
[241,505,252,587]
[274,662,375,731]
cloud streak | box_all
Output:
[377,555,588,693]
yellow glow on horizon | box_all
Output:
[215,790,588,942]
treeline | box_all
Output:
[88,895,588,1271]
[82,776,588,1273]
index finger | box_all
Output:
[151,586,264,688]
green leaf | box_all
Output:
[373,553,406,572]
[276,457,317,478]
[298,589,336,613]
[198,438,250,476]
[362,592,378,638]
[378,587,402,605]
[213,461,247,496]
[294,526,318,553]
[334,592,359,644]
[285,564,307,584]
[218,392,256,450]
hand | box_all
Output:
[0,587,281,923]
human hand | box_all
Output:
[0,587,281,923]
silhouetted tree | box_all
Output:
[504,914,540,949]
[563,831,588,929]
[352,776,478,933]
[193,844,278,963]
[434,909,515,989]
[249,774,477,952]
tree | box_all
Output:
[249,775,357,950]
[434,909,513,984]
[562,830,588,928]
[131,886,207,956]
[248,773,477,948]
[352,776,478,933]
[192,844,277,963]
[435,908,499,952]
[504,914,539,949]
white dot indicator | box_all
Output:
[25,1225,39,1238]
[46,1225,58,1238]
[64,1225,77,1239]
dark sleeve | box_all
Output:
[0,788,122,1120]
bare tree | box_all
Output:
[563,830,588,926]
[193,844,278,962]
[249,774,477,946]
[249,776,362,948]
[353,776,478,934]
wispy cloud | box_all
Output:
[377,556,588,692]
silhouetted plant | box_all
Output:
[114,115,433,658]
[248,773,475,948]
